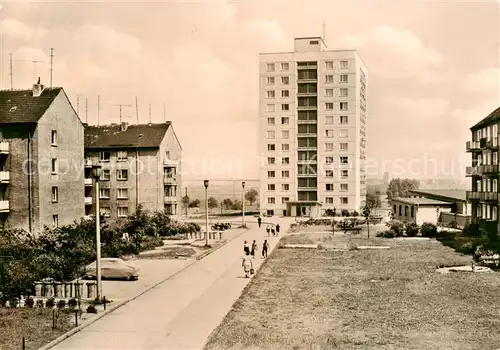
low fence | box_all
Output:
[187,231,224,240]
[439,212,470,228]
[34,281,97,300]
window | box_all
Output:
[325,130,334,138]
[51,186,58,203]
[325,116,334,124]
[53,215,58,227]
[325,61,334,69]
[101,169,110,181]
[325,156,334,164]
[325,143,334,151]
[117,188,128,199]
[267,117,275,125]
[100,151,110,162]
[101,207,111,217]
[281,117,289,125]
[326,184,334,191]
[340,184,348,192]
[117,151,128,162]
[268,171,275,178]
[267,144,275,151]
[340,74,348,83]
[281,104,289,111]
[281,62,289,71]
[282,184,289,191]
[281,76,289,85]
[281,130,290,139]
[282,197,290,204]
[51,158,57,174]
[340,129,348,138]
[411,206,414,217]
[340,143,348,151]
[51,130,57,145]
[266,104,275,112]
[267,157,276,164]
[325,75,334,83]
[282,157,290,164]
[100,188,110,198]
[118,206,129,217]
[340,88,348,97]
[339,102,348,111]
[340,116,348,124]
[266,77,275,85]
[340,197,348,204]
[267,184,275,191]
[282,144,290,152]
[325,103,334,111]
[282,170,290,178]
[325,88,334,97]
[266,63,275,71]
[268,197,276,204]
[340,60,348,69]
[266,90,275,98]
[326,170,334,178]
[266,131,275,139]
[340,156,349,164]
[341,170,348,178]
[281,90,289,98]
[117,169,128,181]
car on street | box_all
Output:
[82,258,139,281]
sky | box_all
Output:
[0,0,499,182]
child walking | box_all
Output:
[251,240,257,258]
[262,240,269,258]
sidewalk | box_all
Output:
[51,222,283,349]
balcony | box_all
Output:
[84,158,93,168]
[297,133,318,137]
[164,176,177,184]
[0,142,9,155]
[465,164,500,176]
[297,119,317,124]
[297,146,317,151]
[0,171,9,184]
[466,141,481,152]
[164,196,177,203]
[297,173,317,177]
[297,187,318,190]
[297,105,317,110]
[0,200,9,212]
[466,191,498,201]
[84,178,93,186]
[297,159,317,164]
[297,92,317,97]
[84,197,93,205]
[164,159,179,167]
[480,137,500,149]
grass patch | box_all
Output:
[138,246,198,259]
[0,308,73,350]
[205,234,500,349]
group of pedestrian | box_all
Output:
[257,216,280,236]
[242,239,270,278]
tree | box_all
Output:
[189,199,201,208]
[221,198,233,211]
[207,197,218,213]
[362,205,372,238]
[386,178,420,200]
[366,191,382,209]
[181,195,189,209]
[244,189,258,206]
[231,200,243,211]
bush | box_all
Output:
[420,222,438,238]
[36,299,44,308]
[352,211,359,217]
[25,296,34,308]
[140,236,164,251]
[57,299,67,309]
[323,209,337,217]
[86,304,97,314]
[448,221,458,229]
[341,209,350,217]
[377,230,395,238]
[405,222,420,237]
[67,298,77,309]
[45,297,55,308]
[386,220,405,237]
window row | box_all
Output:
[266,183,349,191]
[94,169,130,181]
[266,115,349,125]
[265,129,349,139]
[266,196,349,205]
[265,60,348,72]
[267,143,290,152]
[98,188,130,199]
[98,151,129,162]
[265,88,348,99]
[266,162,350,178]
[264,101,349,112]
[98,206,129,218]
[264,74,349,86]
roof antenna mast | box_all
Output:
[322,20,326,42]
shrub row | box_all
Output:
[376,220,438,238]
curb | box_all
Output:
[40,224,257,350]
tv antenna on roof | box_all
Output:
[322,20,326,42]
[111,104,132,124]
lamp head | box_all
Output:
[204,180,209,188]
[91,164,102,179]
[242,181,246,188]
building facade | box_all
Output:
[259,37,368,217]
[0,83,84,233]
[84,122,182,221]
[466,106,500,234]
[391,197,454,226]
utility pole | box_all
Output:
[85,98,88,123]
[185,187,188,217]
[135,96,139,124]
[49,48,54,87]
[9,53,13,90]
[97,95,101,125]
[111,104,132,124]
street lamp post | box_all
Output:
[91,164,102,301]
[204,180,209,246]
[241,181,246,228]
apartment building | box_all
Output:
[259,37,368,217]
[466,106,500,234]
[84,122,182,221]
[0,82,84,232]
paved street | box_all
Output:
[52,219,288,349]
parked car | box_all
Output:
[82,258,139,281]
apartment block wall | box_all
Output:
[34,91,85,231]
[159,127,182,215]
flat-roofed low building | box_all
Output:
[391,197,454,225]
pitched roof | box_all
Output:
[0,87,62,123]
[409,189,467,202]
[392,197,453,206]
[470,106,500,131]
[84,123,171,149]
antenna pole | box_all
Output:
[119,105,123,124]
[49,48,54,87]
[97,95,100,125]
[9,53,13,90]
[322,20,326,42]
[85,98,88,124]
[76,95,80,117]
[148,103,152,123]
[163,103,166,122]
[135,96,139,124]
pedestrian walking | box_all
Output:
[243,240,250,255]
[271,227,275,236]
[258,216,262,228]
[251,240,257,258]
[275,224,280,236]
[266,225,270,236]
[242,252,253,278]
[262,239,269,258]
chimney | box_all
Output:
[32,77,44,97]
[120,122,129,132]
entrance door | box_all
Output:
[301,206,307,216]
